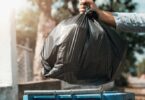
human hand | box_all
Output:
[79,0,97,13]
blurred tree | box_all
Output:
[32,0,56,81]
[16,6,39,49]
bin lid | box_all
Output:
[24,81,114,95]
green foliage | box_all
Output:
[52,5,72,23]
[136,58,145,76]
[99,0,137,12]
[52,0,79,22]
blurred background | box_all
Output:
[0,0,145,100]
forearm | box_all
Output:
[96,9,145,32]
[96,9,116,28]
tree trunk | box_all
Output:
[33,0,56,81]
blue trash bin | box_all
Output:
[23,90,135,100]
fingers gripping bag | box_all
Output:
[41,11,127,85]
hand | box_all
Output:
[79,0,97,13]
[79,0,116,28]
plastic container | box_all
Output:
[23,90,135,100]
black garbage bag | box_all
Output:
[41,11,127,85]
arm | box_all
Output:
[95,9,116,28]
[79,0,145,32]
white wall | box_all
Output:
[0,1,18,100]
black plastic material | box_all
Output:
[41,11,127,85]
